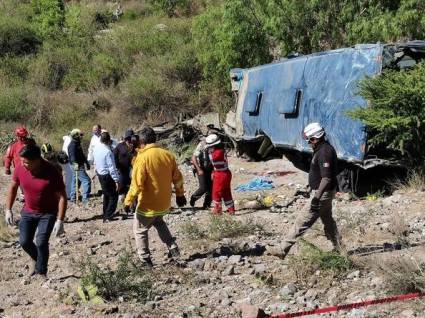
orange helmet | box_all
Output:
[15,126,28,138]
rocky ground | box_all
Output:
[1,154,425,318]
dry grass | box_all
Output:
[376,254,425,293]
[391,170,425,193]
[0,219,16,242]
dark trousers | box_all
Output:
[19,211,56,275]
[191,170,212,208]
[98,174,118,220]
[118,168,131,195]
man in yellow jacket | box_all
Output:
[124,127,186,267]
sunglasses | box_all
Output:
[306,137,316,143]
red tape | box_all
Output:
[269,292,425,318]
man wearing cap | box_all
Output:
[4,126,35,175]
[68,129,91,204]
[114,129,135,202]
[276,123,342,259]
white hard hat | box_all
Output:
[303,123,325,140]
[205,134,221,148]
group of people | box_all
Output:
[3,121,342,276]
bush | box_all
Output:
[0,84,31,122]
[29,44,91,90]
[31,0,65,39]
[79,249,152,302]
[349,62,425,166]
[0,55,32,84]
[289,239,352,278]
[181,215,264,241]
[0,16,40,56]
[377,254,425,293]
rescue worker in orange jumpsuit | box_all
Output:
[205,134,235,215]
[4,126,35,175]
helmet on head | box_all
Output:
[41,143,53,154]
[15,126,28,138]
[205,134,221,148]
[303,123,325,140]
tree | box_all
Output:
[193,0,271,85]
[349,63,425,166]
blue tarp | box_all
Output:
[235,177,274,192]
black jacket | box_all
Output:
[68,138,88,167]
[113,142,133,172]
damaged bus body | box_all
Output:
[224,41,425,192]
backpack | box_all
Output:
[56,151,69,164]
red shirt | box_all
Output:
[4,140,27,170]
[13,160,65,214]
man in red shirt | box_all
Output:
[5,144,67,277]
[4,126,34,175]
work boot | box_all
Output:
[227,207,235,215]
[189,197,196,208]
[140,256,153,268]
[168,245,181,259]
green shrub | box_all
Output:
[0,16,40,56]
[79,249,152,302]
[181,215,264,241]
[31,0,65,39]
[289,239,352,276]
[29,44,92,90]
[0,85,31,122]
[349,62,425,166]
[0,55,32,84]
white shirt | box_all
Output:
[93,143,119,182]
[62,135,71,155]
[87,134,101,164]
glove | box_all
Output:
[123,205,131,213]
[5,209,13,226]
[72,163,79,171]
[310,197,321,213]
[176,196,187,207]
[5,169,11,175]
[52,220,64,237]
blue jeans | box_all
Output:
[19,211,56,275]
[70,168,92,202]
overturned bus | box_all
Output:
[224,41,425,192]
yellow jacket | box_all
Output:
[124,144,184,217]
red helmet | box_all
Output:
[15,126,28,138]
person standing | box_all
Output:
[4,126,35,175]
[68,129,91,204]
[61,134,73,200]
[205,134,235,215]
[113,129,135,202]
[277,123,342,259]
[5,144,67,277]
[124,127,186,267]
[93,131,120,222]
[87,124,102,165]
[189,136,212,209]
